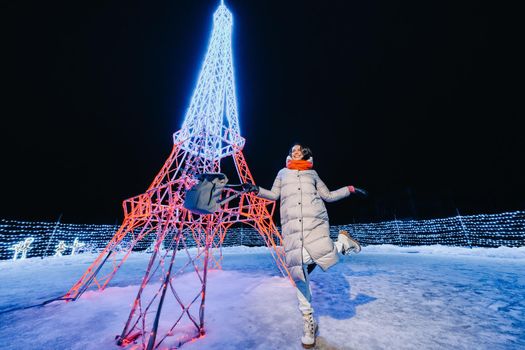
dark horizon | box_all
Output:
[2,0,523,224]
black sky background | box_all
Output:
[1,0,523,224]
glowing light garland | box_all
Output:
[329,211,525,248]
[0,220,123,260]
[54,241,67,257]
[9,237,34,260]
[71,238,86,255]
[1,211,524,260]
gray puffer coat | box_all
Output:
[258,168,350,282]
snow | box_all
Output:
[1,245,524,349]
[363,244,525,259]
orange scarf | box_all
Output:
[286,159,313,171]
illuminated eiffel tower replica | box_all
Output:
[63,2,290,348]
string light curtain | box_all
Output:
[1,211,523,260]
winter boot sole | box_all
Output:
[301,324,318,349]
[302,342,315,349]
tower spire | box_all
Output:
[174,1,243,162]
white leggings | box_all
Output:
[296,242,344,315]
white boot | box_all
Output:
[337,230,361,254]
[301,313,317,349]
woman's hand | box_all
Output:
[241,183,259,193]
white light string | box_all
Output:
[1,211,524,260]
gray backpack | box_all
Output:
[184,173,240,215]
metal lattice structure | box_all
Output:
[62,2,290,349]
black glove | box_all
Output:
[241,183,259,193]
[353,187,368,197]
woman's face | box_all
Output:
[291,145,303,160]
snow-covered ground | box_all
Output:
[1,245,524,349]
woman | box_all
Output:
[243,143,366,349]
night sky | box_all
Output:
[2,0,523,224]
